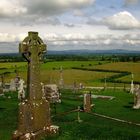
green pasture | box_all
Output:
[0,89,140,140]
[0,61,140,86]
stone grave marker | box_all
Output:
[133,84,140,109]
[12,31,58,140]
[83,93,92,112]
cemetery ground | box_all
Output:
[0,60,140,139]
[1,89,140,140]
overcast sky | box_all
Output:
[0,0,140,53]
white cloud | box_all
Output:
[0,32,140,52]
[0,0,27,17]
[103,11,140,30]
[0,33,17,42]
[0,0,94,18]
[0,0,95,26]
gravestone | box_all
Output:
[44,84,61,103]
[59,66,64,88]
[83,93,92,112]
[18,79,25,100]
[10,79,16,92]
[133,84,140,109]
[130,73,134,94]
[0,75,5,89]
[12,32,58,140]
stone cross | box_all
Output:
[13,32,58,140]
[19,31,46,100]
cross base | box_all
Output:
[12,125,59,140]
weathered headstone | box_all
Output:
[10,79,16,92]
[44,84,61,103]
[133,84,140,109]
[18,79,25,100]
[76,106,82,123]
[13,32,58,140]
[130,73,134,94]
[83,93,92,112]
[104,75,107,90]
[79,83,83,90]
[0,75,5,89]
[59,66,64,88]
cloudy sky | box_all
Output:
[0,0,140,53]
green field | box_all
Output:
[0,61,140,87]
[0,89,140,140]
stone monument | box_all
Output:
[10,79,17,92]
[59,66,64,88]
[18,79,25,100]
[12,32,58,140]
[133,84,140,109]
[83,93,92,112]
[44,84,61,103]
[130,73,134,94]
[0,75,4,94]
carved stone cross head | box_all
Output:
[19,31,46,62]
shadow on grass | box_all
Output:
[123,105,132,108]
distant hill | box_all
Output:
[0,49,140,56]
[47,49,140,55]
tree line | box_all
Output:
[0,54,140,62]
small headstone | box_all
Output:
[79,83,84,90]
[10,79,16,92]
[133,84,140,109]
[77,106,82,123]
[44,84,61,103]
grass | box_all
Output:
[41,61,108,70]
[1,89,140,139]
[0,92,18,140]
[92,62,140,82]
[0,61,140,86]
[46,89,140,140]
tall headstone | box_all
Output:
[133,84,140,109]
[130,73,134,94]
[104,75,107,90]
[83,93,92,112]
[1,75,5,89]
[12,32,58,140]
[59,66,64,88]
[18,79,25,100]
[0,75,4,94]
